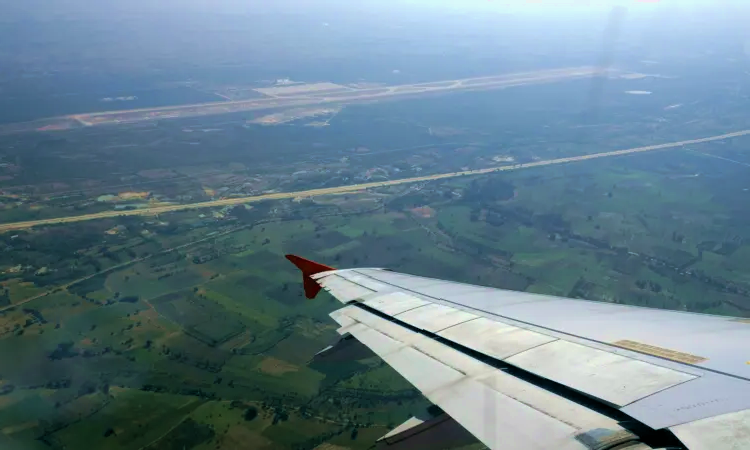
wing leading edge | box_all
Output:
[286,254,750,450]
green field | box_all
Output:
[7,140,750,445]
[3,145,750,448]
[0,203,445,449]
[2,97,750,449]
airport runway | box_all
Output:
[70,67,603,127]
[1,129,748,233]
[0,66,606,134]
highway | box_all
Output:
[1,129,749,233]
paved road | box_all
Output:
[2,129,749,233]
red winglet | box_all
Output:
[285,254,336,299]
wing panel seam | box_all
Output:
[348,270,731,380]
[351,302,634,420]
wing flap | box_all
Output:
[375,414,477,450]
[438,316,557,360]
[505,340,697,407]
[395,303,479,333]
[621,374,750,430]
[431,376,581,450]
[349,324,465,393]
[329,308,357,329]
[670,409,750,450]
[337,305,641,450]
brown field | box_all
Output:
[1,421,38,434]
[258,357,300,375]
[411,206,436,218]
[313,444,352,450]
[222,425,275,449]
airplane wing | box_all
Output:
[286,255,750,450]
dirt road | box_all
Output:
[2,129,749,233]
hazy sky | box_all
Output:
[2,0,748,80]
[3,0,746,15]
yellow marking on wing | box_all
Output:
[612,340,708,364]
[732,319,750,324]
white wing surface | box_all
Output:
[287,255,750,450]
